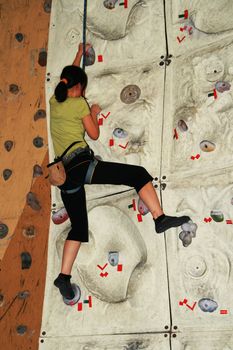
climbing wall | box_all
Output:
[40,0,233,349]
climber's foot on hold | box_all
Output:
[54,273,81,305]
[154,214,191,233]
[54,273,75,299]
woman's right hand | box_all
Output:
[91,104,101,115]
[78,42,92,55]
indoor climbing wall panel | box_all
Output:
[40,190,170,340]
[160,0,233,348]
[163,174,233,331]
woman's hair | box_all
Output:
[54,65,88,102]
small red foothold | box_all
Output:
[109,139,114,146]
[117,264,123,272]
[98,55,103,62]
[77,302,82,311]
[196,154,200,159]
[137,214,142,222]
[226,220,233,224]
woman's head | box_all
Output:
[54,65,88,102]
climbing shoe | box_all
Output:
[154,214,191,233]
[54,273,75,299]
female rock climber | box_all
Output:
[51,43,190,302]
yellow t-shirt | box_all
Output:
[49,95,90,157]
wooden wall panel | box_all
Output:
[0,1,51,349]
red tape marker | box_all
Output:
[117,264,123,272]
[177,35,186,43]
[119,141,129,149]
[97,263,108,271]
[109,139,114,146]
[186,302,196,311]
[88,296,92,308]
[98,118,103,126]
[173,128,178,140]
[204,217,212,223]
[179,298,188,306]
[98,55,103,62]
[101,112,110,119]
[184,9,188,19]
[137,214,142,222]
[77,302,82,311]
[214,89,217,99]
[191,154,200,160]
[220,310,228,314]
[100,272,108,278]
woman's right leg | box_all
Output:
[91,160,190,233]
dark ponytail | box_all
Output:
[55,81,68,102]
[54,65,88,103]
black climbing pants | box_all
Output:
[58,153,153,242]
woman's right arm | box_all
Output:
[82,104,101,140]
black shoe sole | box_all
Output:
[156,216,191,234]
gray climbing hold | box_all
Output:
[9,84,19,94]
[22,226,36,238]
[16,325,27,335]
[113,128,128,139]
[179,220,197,247]
[63,284,81,306]
[0,223,8,239]
[33,164,43,177]
[26,192,41,211]
[17,290,30,300]
[108,251,119,266]
[103,0,118,10]
[4,140,14,152]
[33,136,44,148]
[15,33,24,42]
[200,140,216,152]
[38,49,47,67]
[85,47,96,66]
[43,0,52,13]
[21,252,32,269]
[34,109,46,121]
[198,298,218,313]
[178,119,188,132]
[120,85,141,104]
[3,169,12,181]
[215,81,231,93]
